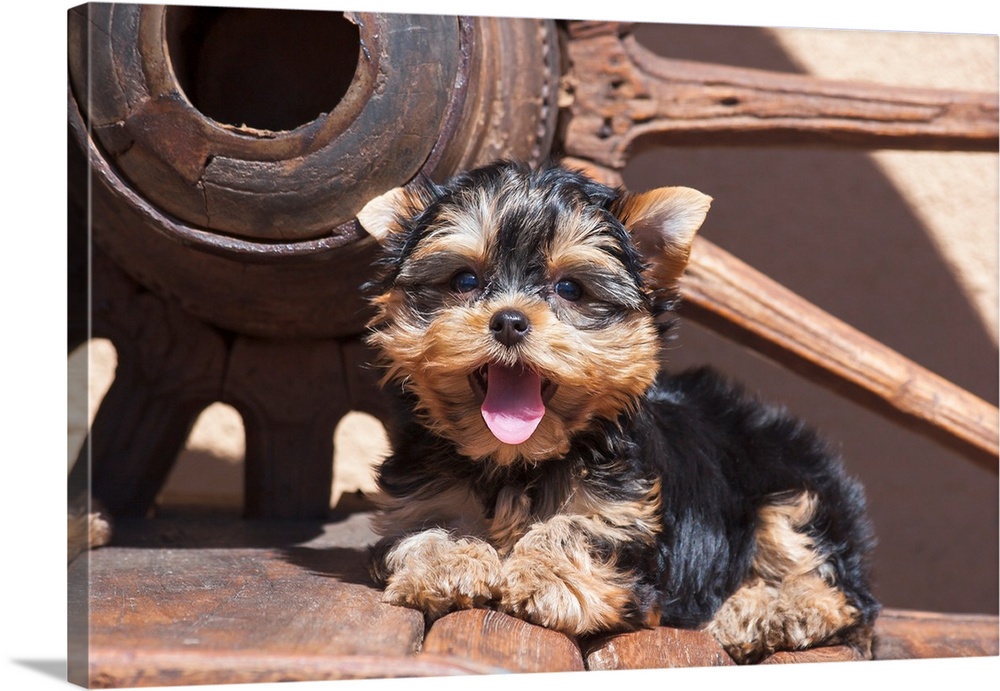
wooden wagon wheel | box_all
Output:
[68,7,997,527]
[68,5,559,518]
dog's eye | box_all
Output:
[450,271,480,293]
[554,279,583,301]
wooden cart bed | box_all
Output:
[70,510,999,688]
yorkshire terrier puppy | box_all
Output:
[357,160,879,663]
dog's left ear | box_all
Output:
[356,187,407,244]
[613,187,712,287]
[357,181,437,244]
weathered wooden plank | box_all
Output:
[873,608,1000,660]
[581,610,1000,670]
[423,609,585,673]
[583,626,735,670]
[87,650,506,688]
[87,549,422,659]
[77,518,1000,686]
[561,22,999,169]
[83,516,426,687]
[760,645,866,665]
[680,236,999,472]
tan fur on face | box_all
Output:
[361,167,709,469]
[545,211,641,307]
[706,492,864,663]
[363,173,674,466]
[369,288,660,465]
[411,188,497,262]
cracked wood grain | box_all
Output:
[561,22,999,168]
[422,609,585,673]
[584,626,735,670]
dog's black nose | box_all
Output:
[489,309,530,347]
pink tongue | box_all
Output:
[481,364,545,445]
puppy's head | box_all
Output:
[359,161,710,465]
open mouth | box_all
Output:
[470,363,557,445]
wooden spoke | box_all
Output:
[561,22,999,169]
[681,237,999,472]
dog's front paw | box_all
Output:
[499,553,634,636]
[381,529,503,620]
[500,555,586,635]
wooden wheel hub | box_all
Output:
[68,5,559,337]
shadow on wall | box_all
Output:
[624,24,998,615]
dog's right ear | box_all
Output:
[613,186,712,288]
[357,181,436,244]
